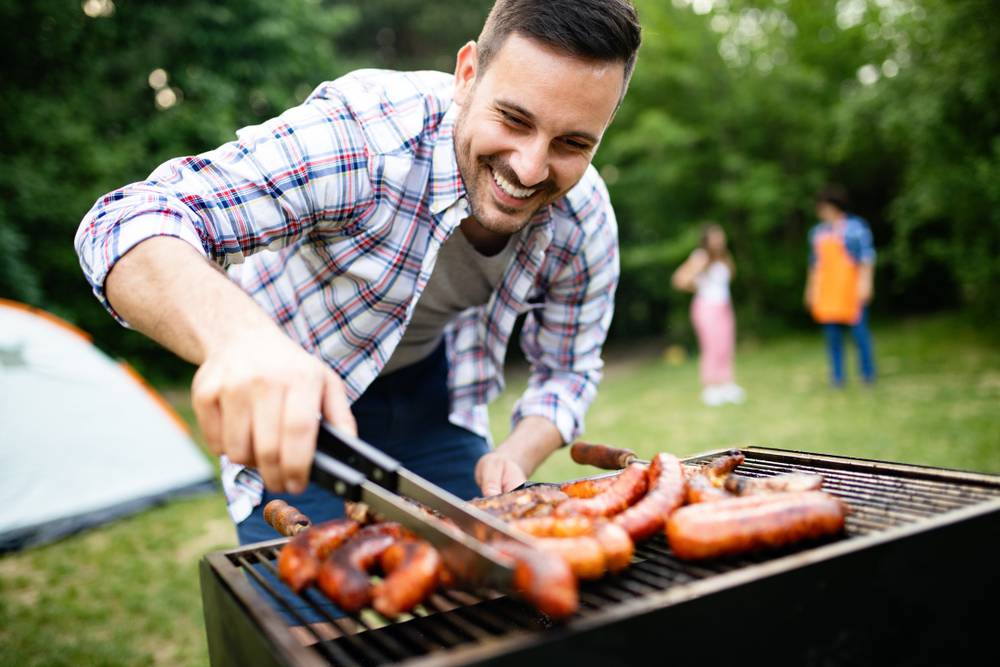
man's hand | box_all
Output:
[192,328,356,495]
[475,451,528,497]
[474,416,563,496]
[103,237,356,495]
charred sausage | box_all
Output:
[666,491,847,560]
[613,454,687,542]
[372,539,442,617]
[276,518,360,591]
[263,499,311,536]
[471,486,569,520]
[316,523,406,612]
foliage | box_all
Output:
[1,0,997,378]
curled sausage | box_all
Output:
[613,454,687,542]
[666,491,847,560]
[316,523,406,612]
[492,540,578,620]
[372,539,442,618]
[277,518,360,592]
[554,463,648,518]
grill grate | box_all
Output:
[205,448,1000,667]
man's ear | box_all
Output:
[453,41,478,106]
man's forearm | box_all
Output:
[105,236,283,364]
[495,415,564,477]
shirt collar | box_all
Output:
[429,103,467,216]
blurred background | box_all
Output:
[1,0,998,665]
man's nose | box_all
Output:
[510,138,550,188]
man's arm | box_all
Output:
[857,262,874,305]
[671,249,708,293]
[106,237,356,493]
[76,90,374,493]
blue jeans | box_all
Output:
[822,309,876,386]
[235,342,489,623]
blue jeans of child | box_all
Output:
[235,342,489,624]
[822,308,876,386]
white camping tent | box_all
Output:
[0,299,215,551]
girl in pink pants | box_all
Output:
[672,225,745,406]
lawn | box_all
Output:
[1,313,997,666]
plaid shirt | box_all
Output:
[76,69,619,520]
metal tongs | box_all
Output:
[309,421,532,590]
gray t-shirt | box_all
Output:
[380,227,518,375]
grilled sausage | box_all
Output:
[317,523,406,612]
[723,473,824,496]
[560,474,620,499]
[277,519,360,591]
[372,539,442,618]
[492,540,578,620]
[263,499,311,536]
[535,536,607,580]
[684,452,745,503]
[472,486,569,520]
[510,516,634,575]
[666,491,847,560]
[613,454,687,542]
[554,463,648,518]
[593,521,634,573]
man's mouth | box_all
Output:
[489,166,538,200]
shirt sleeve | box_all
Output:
[512,185,619,445]
[855,218,876,264]
[74,88,375,323]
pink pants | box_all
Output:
[691,297,735,386]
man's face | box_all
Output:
[816,202,843,223]
[452,34,625,236]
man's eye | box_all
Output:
[502,112,527,127]
[564,139,590,151]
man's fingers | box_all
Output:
[251,383,286,493]
[191,367,223,454]
[477,454,503,497]
[281,379,322,495]
[220,384,254,469]
[321,370,356,437]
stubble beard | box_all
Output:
[454,109,549,237]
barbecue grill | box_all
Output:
[200,447,1000,666]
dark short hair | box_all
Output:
[816,184,851,212]
[477,0,641,92]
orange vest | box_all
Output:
[810,230,861,324]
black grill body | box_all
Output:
[200,447,1000,666]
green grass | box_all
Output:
[2,313,998,666]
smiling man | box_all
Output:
[75,0,641,560]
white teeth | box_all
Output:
[491,167,536,199]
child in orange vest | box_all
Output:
[804,186,876,387]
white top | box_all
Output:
[694,260,731,304]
